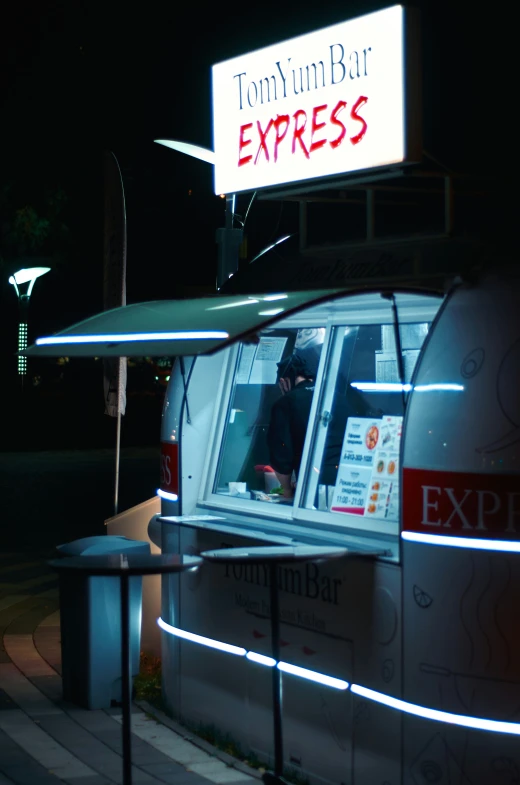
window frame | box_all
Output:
[198,292,442,540]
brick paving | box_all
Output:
[0,554,260,785]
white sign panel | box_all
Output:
[212,5,417,194]
[331,415,402,520]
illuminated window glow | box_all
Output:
[36,331,229,346]
[402,531,520,553]
[157,489,178,502]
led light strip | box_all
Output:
[350,684,520,735]
[402,531,520,553]
[157,489,179,502]
[157,617,348,690]
[35,330,229,346]
[278,662,349,690]
[350,382,464,393]
[157,620,246,655]
[158,618,520,734]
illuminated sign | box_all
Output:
[212,5,420,194]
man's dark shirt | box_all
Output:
[267,380,315,476]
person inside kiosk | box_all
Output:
[213,326,325,503]
[266,345,321,500]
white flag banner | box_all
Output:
[103,356,127,417]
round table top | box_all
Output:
[200,545,350,565]
[48,553,202,576]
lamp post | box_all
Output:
[8,266,50,381]
[154,139,243,290]
[154,138,292,289]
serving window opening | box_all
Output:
[213,326,325,504]
[208,290,441,536]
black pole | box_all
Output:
[268,563,283,779]
[120,574,132,785]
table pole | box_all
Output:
[120,573,132,785]
[268,563,284,779]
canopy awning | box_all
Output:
[24,289,348,358]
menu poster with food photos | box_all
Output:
[331,416,403,520]
[337,417,382,468]
[330,417,382,515]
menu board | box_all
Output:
[330,416,402,521]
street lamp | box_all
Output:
[155,138,293,288]
[9,266,50,377]
[154,139,243,290]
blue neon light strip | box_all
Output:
[157,619,246,655]
[402,531,520,553]
[157,617,520,734]
[157,489,179,502]
[35,330,229,346]
[350,382,464,393]
[246,651,276,667]
[278,661,348,690]
[350,684,520,735]
[157,617,348,690]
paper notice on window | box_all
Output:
[363,416,402,522]
[331,416,402,521]
[248,336,287,384]
[330,465,372,515]
[375,349,423,384]
[236,344,257,384]
[378,416,403,452]
[339,417,383,469]
[381,323,429,352]
[403,350,421,382]
[364,477,399,520]
[236,337,288,384]
[375,351,400,383]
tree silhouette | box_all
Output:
[0,182,70,279]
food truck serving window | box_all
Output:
[208,291,442,538]
[213,326,326,501]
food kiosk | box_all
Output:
[152,269,520,785]
[25,5,520,781]
[28,268,520,784]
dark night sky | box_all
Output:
[0,0,514,374]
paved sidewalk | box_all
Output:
[0,552,260,785]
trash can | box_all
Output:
[56,535,150,709]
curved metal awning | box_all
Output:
[24,289,350,358]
